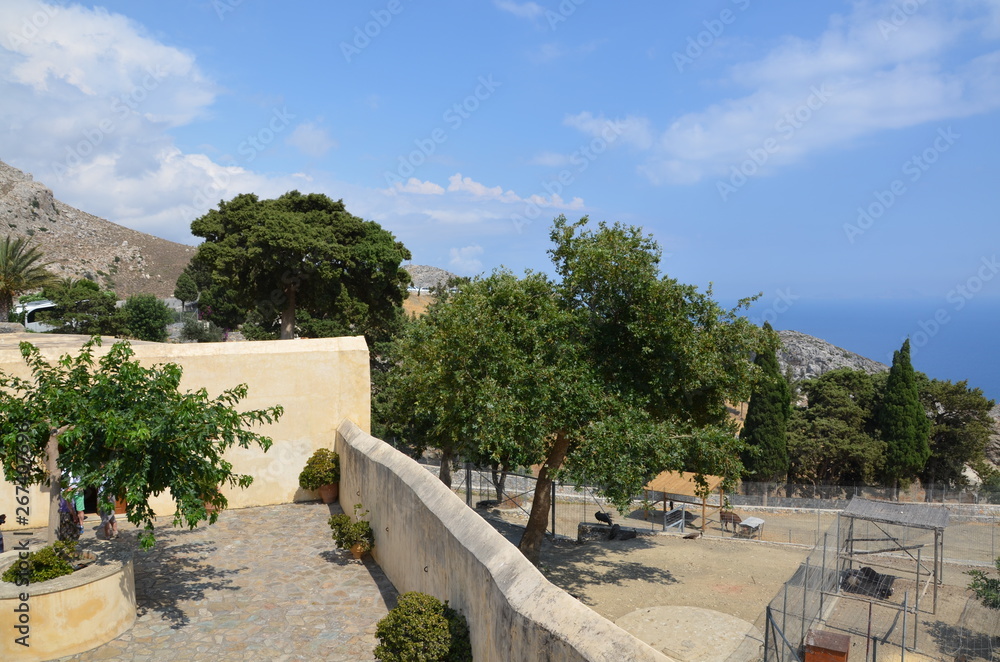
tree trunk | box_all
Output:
[438,449,453,488]
[0,294,11,323]
[491,463,508,502]
[279,286,296,339]
[45,431,62,545]
[519,432,571,566]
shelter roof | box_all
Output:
[643,471,724,497]
[841,497,949,531]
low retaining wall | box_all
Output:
[337,420,673,662]
[0,545,136,661]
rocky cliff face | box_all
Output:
[404,264,458,290]
[0,159,193,298]
[776,330,889,382]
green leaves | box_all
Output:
[0,337,283,549]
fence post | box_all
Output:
[901,591,908,662]
[801,557,810,646]
[550,480,557,537]
[820,533,827,617]
[764,606,771,662]
[465,462,472,507]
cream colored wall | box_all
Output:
[0,334,370,530]
[337,420,675,662]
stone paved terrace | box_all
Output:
[35,501,398,661]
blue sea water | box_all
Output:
[741,298,1000,403]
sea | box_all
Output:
[740,297,1000,404]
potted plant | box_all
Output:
[299,447,340,503]
[329,503,374,559]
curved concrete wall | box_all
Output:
[337,420,673,662]
[0,548,136,661]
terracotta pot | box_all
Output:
[318,483,339,504]
[350,543,366,560]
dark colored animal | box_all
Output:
[608,524,637,541]
[841,566,895,600]
[683,531,702,539]
[595,511,613,526]
[720,510,742,531]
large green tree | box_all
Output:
[739,322,791,483]
[918,377,995,488]
[787,368,886,485]
[37,278,120,335]
[188,191,411,340]
[119,293,173,342]
[0,338,282,549]
[877,339,931,490]
[380,217,772,564]
[0,236,57,321]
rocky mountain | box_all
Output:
[404,264,458,291]
[0,160,194,298]
[776,330,889,382]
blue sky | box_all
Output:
[1,0,999,392]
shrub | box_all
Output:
[119,294,172,342]
[2,540,79,584]
[181,317,224,343]
[374,591,472,662]
[298,448,340,490]
[329,503,374,553]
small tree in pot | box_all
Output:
[299,448,340,503]
[329,504,374,559]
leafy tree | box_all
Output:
[380,217,772,564]
[37,277,120,335]
[877,339,931,490]
[739,322,791,482]
[188,191,411,340]
[0,337,283,549]
[0,236,57,321]
[173,271,198,312]
[786,368,886,485]
[967,558,1000,610]
[119,293,173,342]
[918,377,995,488]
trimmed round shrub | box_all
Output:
[298,448,340,490]
[374,591,472,662]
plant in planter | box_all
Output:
[2,540,82,584]
[328,503,374,559]
[373,591,472,662]
[299,447,340,503]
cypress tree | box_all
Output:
[877,339,931,490]
[739,322,791,483]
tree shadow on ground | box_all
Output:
[476,509,677,604]
[131,529,246,629]
[925,618,999,660]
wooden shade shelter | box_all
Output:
[642,471,725,532]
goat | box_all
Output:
[720,510,742,532]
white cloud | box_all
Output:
[386,178,445,195]
[566,1,1000,185]
[494,1,544,20]
[447,173,521,202]
[286,122,338,158]
[449,245,484,273]
[531,151,571,167]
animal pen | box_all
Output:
[760,496,1000,662]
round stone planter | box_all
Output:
[0,543,136,661]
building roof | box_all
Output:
[643,471,724,498]
[841,497,950,531]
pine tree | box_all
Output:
[173,271,198,312]
[877,339,931,491]
[739,322,791,483]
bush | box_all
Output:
[298,448,340,490]
[374,592,472,662]
[181,317,224,343]
[2,540,79,584]
[119,294,172,342]
[329,503,374,553]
